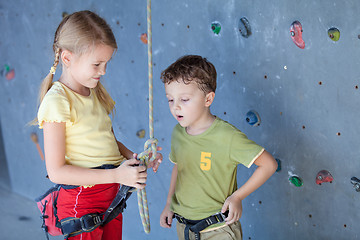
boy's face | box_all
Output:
[165,80,214,131]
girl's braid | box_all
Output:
[50,46,61,75]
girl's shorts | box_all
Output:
[57,183,123,240]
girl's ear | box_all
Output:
[205,92,215,107]
[61,50,73,67]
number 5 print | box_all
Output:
[200,152,211,171]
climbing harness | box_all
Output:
[174,211,229,240]
[36,165,132,239]
[60,184,132,239]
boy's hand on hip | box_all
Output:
[221,195,243,225]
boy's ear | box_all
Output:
[61,50,73,67]
[205,92,215,107]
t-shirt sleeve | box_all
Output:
[230,130,264,168]
[169,126,178,164]
[37,92,72,129]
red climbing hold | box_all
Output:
[290,21,305,49]
[316,170,333,185]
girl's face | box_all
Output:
[64,44,114,95]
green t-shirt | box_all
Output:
[170,117,264,221]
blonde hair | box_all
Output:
[37,10,117,118]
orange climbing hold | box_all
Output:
[31,132,45,161]
[141,33,148,44]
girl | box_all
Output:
[36,10,162,240]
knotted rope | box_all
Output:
[136,0,156,234]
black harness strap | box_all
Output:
[59,164,134,239]
[174,211,229,240]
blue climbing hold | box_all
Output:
[275,158,281,172]
[238,17,251,38]
[246,110,261,126]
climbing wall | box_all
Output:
[1,0,359,239]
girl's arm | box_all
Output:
[43,122,147,188]
[116,140,134,160]
[160,164,177,228]
[221,150,277,224]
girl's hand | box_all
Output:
[221,194,243,225]
[115,158,147,189]
[147,146,163,173]
[160,204,174,228]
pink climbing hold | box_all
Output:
[5,69,15,80]
[290,20,305,49]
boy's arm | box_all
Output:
[221,150,277,224]
[160,164,178,228]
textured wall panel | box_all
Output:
[0,1,359,239]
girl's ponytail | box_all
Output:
[94,81,115,116]
[38,47,61,104]
[30,47,60,125]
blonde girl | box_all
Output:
[36,10,161,240]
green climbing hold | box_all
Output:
[289,176,303,187]
[328,27,340,41]
[211,22,221,35]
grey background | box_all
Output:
[0,0,359,239]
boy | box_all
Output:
[159,55,277,240]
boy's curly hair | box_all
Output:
[160,55,217,94]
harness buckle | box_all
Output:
[212,210,228,223]
[80,214,102,232]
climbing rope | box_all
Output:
[136,0,156,234]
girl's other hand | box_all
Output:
[147,146,163,172]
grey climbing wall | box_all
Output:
[0,0,359,239]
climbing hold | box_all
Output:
[5,69,15,81]
[316,170,333,185]
[350,177,360,192]
[30,132,44,161]
[289,175,303,187]
[328,27,340,41]
[275,158,281,172]
[238,17,251,38]
[136,129,146,139]
[245,110,261,126]
[2,64,15,81]
[211,21,221,35]
[140,33,148,44]
[290,20,305,49]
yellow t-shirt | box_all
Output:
[38,81,126,168]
